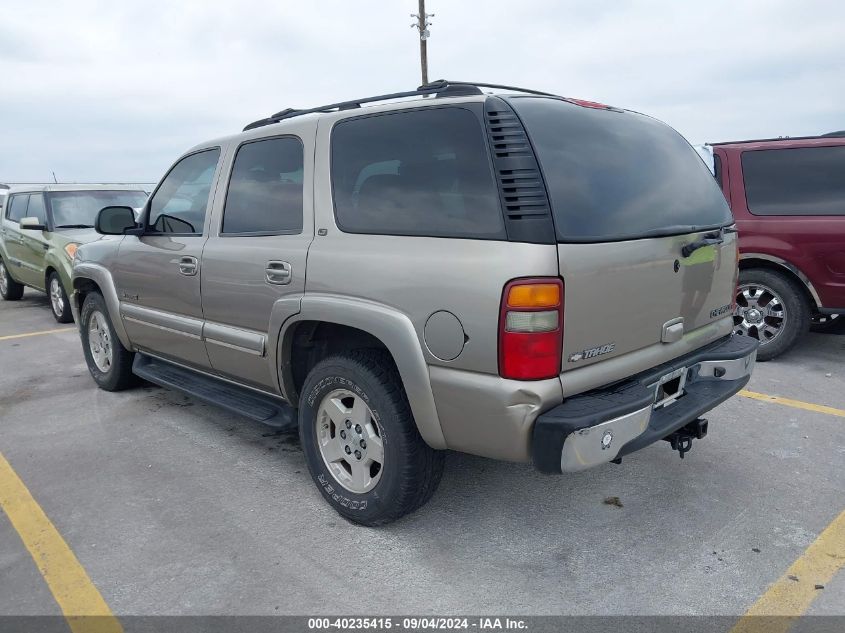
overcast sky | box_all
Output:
[1,0,842,183]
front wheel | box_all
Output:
[299,350,445,526]
[80,292,136,391]
[733,268,809,361]
[0,258,24,300]
[48,272,73,323]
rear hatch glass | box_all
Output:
[510,97,732,242]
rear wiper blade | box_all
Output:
[54,224,94,229]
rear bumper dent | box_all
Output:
[533,334,758,473]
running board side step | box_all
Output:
[132,354,296,430]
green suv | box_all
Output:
[0,185,147,322]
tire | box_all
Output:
[47,271,73,323]
[298,350,445,526]
[0,258,24,300]
[734,268,810,361]
[80,292,137,391]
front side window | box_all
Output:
[331,107,505,239]
[25,194,47,225]
[222,137,304,235]
[148,148,221,234]
[7,195,30,223]
[742,146,845,216]
[47,190,147,229]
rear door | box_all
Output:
[2,194,31,281]
[200,129,314,391]
[511,97,737,378]
[114,148,222,369]
[736,144,845,309]
[16,192,50,289]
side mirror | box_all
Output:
[20,216,47,231]
[96,206,139,235]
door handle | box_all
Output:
[265,261,292,285]
[178,256,198,276]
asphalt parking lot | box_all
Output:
[1,291,843,622]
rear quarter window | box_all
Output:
[330,106,505,239]
[742,145,845,216]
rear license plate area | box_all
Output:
[653,367,687,409]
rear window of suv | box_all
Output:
[742,145,845,216]
[511,97,732,242]
[331,106,505,239]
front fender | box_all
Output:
[44,249,73,293]
[278,294,446,450]
[71,262,131,349]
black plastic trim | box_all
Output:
[482,96,555,244]
[133,354,296,430]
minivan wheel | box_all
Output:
[298,350,445,526]
[80,292,136,391]
[48,272,73,323]
[733,269,809,361]
[0,259,24,300]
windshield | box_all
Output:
[510,97,733,242]
[46,190,148,228]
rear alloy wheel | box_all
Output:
[734,269,809,361]
[299,350,444,526]
[48,272,73,323]
[0,259,24,300]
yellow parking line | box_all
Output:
[0,451,122,633]
[739,390,845,419]
[0,327,75,342]
[730,509,845,633]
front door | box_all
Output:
[114,148,222,369]
[200,132,313,391]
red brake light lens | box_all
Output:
[566,98,612,110]
[499,278,564,380]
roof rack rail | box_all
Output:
[242,80,560,131]
[711,131,845,145]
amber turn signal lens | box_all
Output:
[507,283,560,308]
[64,243,79,259]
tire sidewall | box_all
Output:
[48,272,72,322]
[0,258,22,300]
[80,293,121,389]
[299,359,404,524]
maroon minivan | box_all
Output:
[711,133,845,360]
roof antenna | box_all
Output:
[51,171,59,184]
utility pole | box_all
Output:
[411,0,433,86]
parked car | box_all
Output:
[0,185,148,321]
[711,133,845,359]
[72,80,757,525]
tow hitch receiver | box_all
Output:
[663,418,708,459]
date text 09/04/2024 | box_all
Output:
[307,617,528,630]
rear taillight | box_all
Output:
[498,278,564,380]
